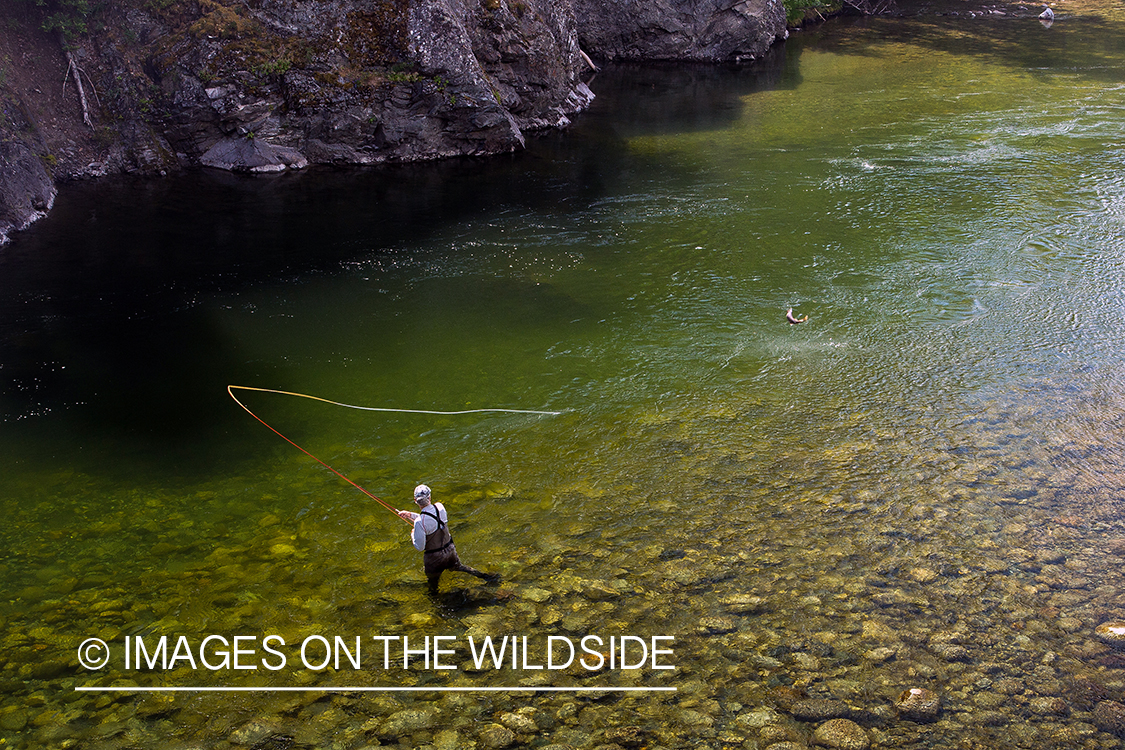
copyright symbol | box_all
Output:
[77,638,110,670]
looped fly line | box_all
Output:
[227,385,560,523]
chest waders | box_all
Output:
[418,508,496,591]
[421,509,454,555]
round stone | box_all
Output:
[499,711,537,734]
[1029,696,1069,716]
[379,709,436,736]
[478,723,516,749]
[698,615,738,634]
[893,687,941,721]
[931,643,972,662]
[1094,700,1125,736]
[738,707,783,729]
[812,718,870,750]
[908,567,939,584]
[791,698,850,722]
[759,725,795,743]
[0,709,29,732]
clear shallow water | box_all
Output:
[2,4,1125,748]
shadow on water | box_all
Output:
[0,52,796,468]
[1,160,570,410]
[577,49,792,137]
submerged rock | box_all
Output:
[759,724,802,744]
[769,685,806,712]
[970,710,1009,727]
[864,646,896,663]
[698,615,738,634]
[1094,700,1125,737]
[720,593,766,614]
[1095,621,1125,647]
[737,707,783,729]
[907,567,939,584]
[498,710,538,734]
[790,651,822,671]
[378,709,436,737]
[0,709,29,732]
[1028,696,1069,716]
[581,580,623,601]
[930,643,972,662]
[812,718,869,750]
[478,723,516,748]
[893,688,940,722]
[791,698,851,722]
[604,725,646,747]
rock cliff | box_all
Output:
[0,0,787,245]
[577,0,787,63]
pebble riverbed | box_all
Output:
[3,388,1125,750]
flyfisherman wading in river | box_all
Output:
[396,484,497,591]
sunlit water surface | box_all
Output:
[2,3,1125,748]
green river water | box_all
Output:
[2,3,1125,748]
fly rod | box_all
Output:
[228,385,560,523]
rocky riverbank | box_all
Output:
[0,0,788,245]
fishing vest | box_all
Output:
[420,508,453,554]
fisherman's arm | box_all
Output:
[411,521,426,551]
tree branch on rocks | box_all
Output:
[842,0,897,14]
[62,49,99,128]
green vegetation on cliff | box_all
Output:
[783,0,842,25]
[19,0,101,42]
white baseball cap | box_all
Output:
[414,484,431,500]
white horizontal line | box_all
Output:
[75,686,676,693]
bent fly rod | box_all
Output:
[227,385,561,523]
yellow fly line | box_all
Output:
[227,385,560,523]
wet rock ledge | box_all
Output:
[0,0,787,244]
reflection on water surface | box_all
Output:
[2,3,1125,748]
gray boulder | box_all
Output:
[200,137,308,173]
[0,139,56,246]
